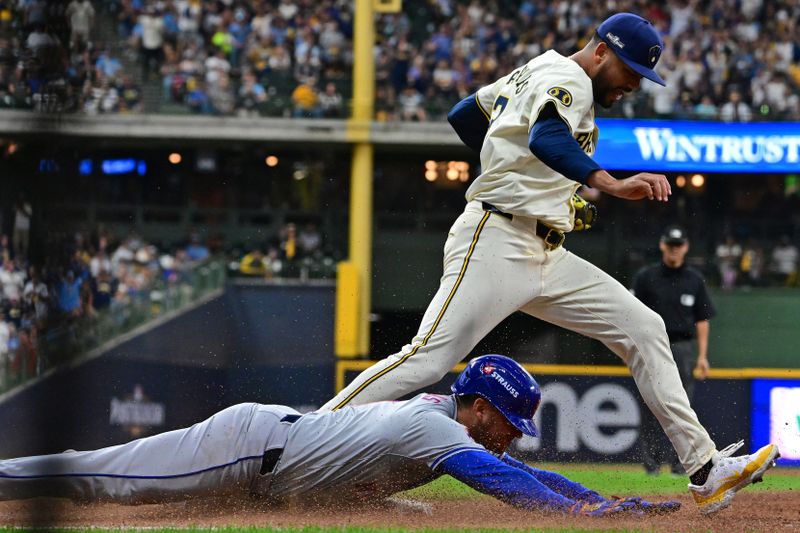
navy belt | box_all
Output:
[481,202,565,250]
[260,414,301,474]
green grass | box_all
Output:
[404,463,800,500]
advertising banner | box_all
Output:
[752,379,800,467]
[594,119,800,173]
[341,367,750,463]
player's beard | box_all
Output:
[592,71,617,109]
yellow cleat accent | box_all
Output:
[689,443,780,516]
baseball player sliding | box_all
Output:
[321,13,779,515]
[0,356,676,517]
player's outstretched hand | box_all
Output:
[610,496,681,515]
[613,172,672,202]
[586,170,671,202]
[570,499,643,517]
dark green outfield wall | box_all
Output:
[372,231,799,369]
[710,289,800,368]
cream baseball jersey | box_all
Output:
[466,50,599,231]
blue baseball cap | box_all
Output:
[596,13,666,86]
[451,354,541,437]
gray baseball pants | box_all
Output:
[0,403,296,503]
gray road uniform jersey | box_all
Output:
[270,394,480,504]
[0,394,482,504]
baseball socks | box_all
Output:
[689,461,712,485]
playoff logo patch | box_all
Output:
[547,87,572,107]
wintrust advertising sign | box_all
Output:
[594,119,800,172]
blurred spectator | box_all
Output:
[25,24,57,54]
[119,75,143,113]
[769,236,798,287]
[693,96,718,120]
[89,249,111,278]
[298,223,322,257]
[318,82,343,118]
[205,48,231,85]
[211,23,234,58]
[95,50,123,80]
[0,235,10,262]
[13,197,31,259]
[187,79,211,114]
[399,85,426,121]
[83,77,119,114]
[1,259,25,302]
[239,249,267,276]
[281,223,297,261]
[0,318,9,388]
[291,77,321,118]
[237,71,267,117]
[208,73,234,115]
[66,0,95,50]
[719,90,752,123]
[185,234,210,262]
[90,269,117,311]
[138,6,165,81]
[3,296,22,329]
[56,270,83,318]
[739,240,765,287]
[22,267,48,327]
[753,72,799,119]
[715,236,742,290]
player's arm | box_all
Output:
[528,102,601,185]
[695,319,710,379]
[434,448,575,513]
[693,278,715,379]
[498,454,680,515]
[435,449,645,516]
[528,103,670,201]
[447,93,490,153]
[499,453,604,504]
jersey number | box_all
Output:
[489,95,509,126]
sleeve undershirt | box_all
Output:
[500,453,605,504]
[436,449,575,513]
[528,102,601,184]
[447,93,489,153]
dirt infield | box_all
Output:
[1,491,799,532]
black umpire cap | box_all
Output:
[661,225,688,245]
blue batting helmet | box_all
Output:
[451,354,541,437]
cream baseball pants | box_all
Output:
[322,201,716,474]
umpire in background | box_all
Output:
[631,225,716,475]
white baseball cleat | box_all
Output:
[688,440,780,516]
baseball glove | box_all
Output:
[609,496,681,515]
[570,499,642,517]
[572,193,598,231]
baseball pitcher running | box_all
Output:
[0,356,677,517]
[321,13,779,515]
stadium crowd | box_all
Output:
[0,225,215,391]
[0,0,143,113]
[1,0,799,120]
[0,213,338,391]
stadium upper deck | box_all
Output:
[1,0,798,121]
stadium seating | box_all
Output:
[2,0,798,121]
